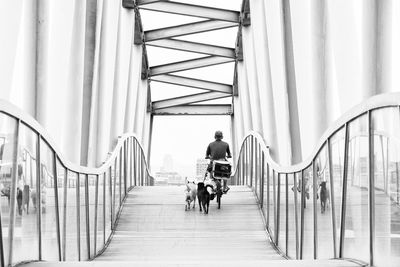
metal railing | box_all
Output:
[0,99,154,266]
[232,93,400,266]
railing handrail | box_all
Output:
[232,92,400,175]
[0,99,153,177]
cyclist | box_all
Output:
[205,130,232,194]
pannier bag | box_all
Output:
[212,160,232,179]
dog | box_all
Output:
[319,181,330,213]
[185,180,197,211]
[197,182,212,214]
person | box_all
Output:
[205,130,232,194]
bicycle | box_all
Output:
[205,160,232,209]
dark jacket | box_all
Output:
[206,139,232,160]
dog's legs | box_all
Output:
[193,197,196,209]
[199,198,202,212]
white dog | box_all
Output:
[185,179,197,211]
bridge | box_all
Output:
[0,0,399,266]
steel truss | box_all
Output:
[132,0,242,115]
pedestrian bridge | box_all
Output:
[1,0,400,266]
[1,93,400,266]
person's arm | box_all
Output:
[205,144,211,159]
[226,144,232,158]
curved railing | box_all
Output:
[232,92,400,267]
[0,99,154,266]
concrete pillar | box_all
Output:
[237,61,253,134]
[241,25,263,135]
[35,0,50,125]
[249,0,280,161]
[310,0,328,146]
[280,0,302,164]
[361,0,378,99]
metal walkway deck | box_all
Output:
[23,186,364,266]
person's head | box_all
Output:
[214,130,223,140]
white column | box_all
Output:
[241,25,263,135]
[310,0,328,146]
[250,0,280,161]
[237,61,253,134]
[361,0,378,99]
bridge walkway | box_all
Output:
[24,186,364,266]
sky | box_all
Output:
[141,1,241,178]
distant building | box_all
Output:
[161,154,174,172]
[154,171,184,186]
[196,158,209,179]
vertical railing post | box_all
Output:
[266,164,270,228]
[76,173,81,261]
[52,153,62,261]
[7,120,20,265]
[285,173,289,256]
[133,141,137,186]
[94,174,99,256]
[254,139,258,196]
[368,111,375,266]
[85,174,90,259]
[327,138,337,258]
[260,152,264,208]
[312,160,318,259]
[124,141,128,194]
[275,173,280,245]
[250,136,253,188]
[62,168,68,261]
[103,172,106,246]
[108,167,112,232]
[339,122,350,258]
[36,134,42,261]
[300,169,305,259]
[119,149,122,205]
[293,172,299,259]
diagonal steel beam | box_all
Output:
[149,56,234,76]
[152,104,232,115]
[144,20,237,42]
[139,1,240,23]
[136,0,169,5]
[150,74,233,93]
[147,39,235,58]
[152,91,231,110]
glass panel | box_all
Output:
[279,173,287,254]
[105,168,112,241]
[343,114,369,262]
[55,160,64,260]
[268,167,274,240]
[372,108,400,266]
[40,139,58,260]
[12,123,38,263]
[79,174,88,260]
[0,114,17,266]
[121,148,125,200]
[315,145,334,258]
[302,165,313,259]
[330,126,345,254]
[65,171,78,260]
[88,175,95,258]
[288,172,299,258]
[96,174,105,254]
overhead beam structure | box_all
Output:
[144,20,237,42]
[139,1,240,22]
[137,1,241,115]
[150,74,233,93]
[147,39,236,58]
[152,92,230,110]
[149,56,234,76]
[152,104,232,115]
